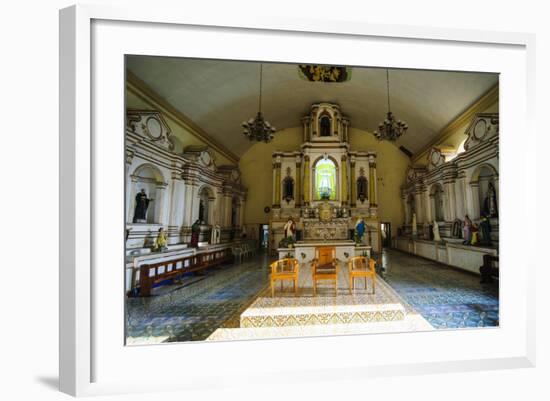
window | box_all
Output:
[315,158,336,200]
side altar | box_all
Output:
[270,103,382,257]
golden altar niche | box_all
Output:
[270,102,380,253]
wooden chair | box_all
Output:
[312,247,338,296]
[270,258,299,297]
[348,256,376,294]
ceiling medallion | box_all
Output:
[242,64,276,143]
[373,69,408,141]
[298,65,351,82]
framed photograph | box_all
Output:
[60,4,536,397]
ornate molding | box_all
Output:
[464,113,499,151]
[126,109,175,151]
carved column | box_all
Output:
[414,191,423,223]
[154,182,169,226]
[368,156,378,207]
[303,155,310,206]
[168,172,186,231]
[183,181,196,227]
[127,175,138,223]
[469,182,481,219]
[424,190,432,223]
[350,156,356,207]
[341,154,348,205]
[295,155,301,207]
[224,191,233,228]
[402,194,409,225]
[125,150,134,223]
[273,156,281,208]
[445,181,457,221]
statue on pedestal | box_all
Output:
[283,218,296,240]
[479,214,492,245]
[354,217,366,245]
[133,189,153,223]
[153,227,168,252]
[191,219,201,247]
[463,214,473,245]
[483,182,498,217]
[432,221,441,242]
[210,224,221,244]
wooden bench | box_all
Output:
[138,248,233,296]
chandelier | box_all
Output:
[373,69,408,141]
[242,64,276,143]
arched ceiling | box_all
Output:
[126,56,498,158]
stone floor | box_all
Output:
[125,248,499,344]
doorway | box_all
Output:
[259,224,269,249]
[380,222,391,249]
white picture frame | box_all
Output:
[59,4,536,397]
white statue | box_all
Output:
[210,224,221,244]
[432,220,441,242]
[412,213,417,236]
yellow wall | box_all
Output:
[126,87,237,167]
[239,127,303,224]
[240,127,411,230]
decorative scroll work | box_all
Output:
[464,113,499,151]
[126,109,175,151]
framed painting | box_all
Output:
[59,4,536,396]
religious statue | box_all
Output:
[190,219,201,247]
[354,217,366,245]
[283,218,296,240]
[412,213,417,236]
[432,221,441,242]
[479,214,492,245]
[463,214,473,245]
[470,223,479,246]
[133,189,153,223]
[153,227,168,252]
[483,182,498,217]
[210,224,221,244]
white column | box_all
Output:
[424,191,432,222]
[402,195,409,224]
[469,182,481,219]
[127,175,137,223]
[454,178,465,220]
[168,177,185,228]
[224,193,232,228]
[154,183,169,226]
[414,192,423,223]
[190,185,200,224]
[183,182,195,226]
[239,198,246,228]
[445,182,457,221]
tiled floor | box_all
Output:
[125,248,499,344]
[380,250,499,329]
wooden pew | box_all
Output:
[138,248,233,296]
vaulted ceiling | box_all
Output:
[126,56,498,158]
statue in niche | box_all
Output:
[198,199,205,223]
[483,182,498,217]
[463,215,473,245]
[479,214,492,245]
[210,224,221,244]
[283,169,294,203]
[354,217,366,245]
[191,219,201,247]
[357,173,368,203]
[133,189,153,223]
[153,227,168,252]
[320,116,331,136]
[432,221,441,242]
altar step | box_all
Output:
[208,314,432,341]
[238,269,409,329]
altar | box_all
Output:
[278,241,371,264]
[270,103,382,255]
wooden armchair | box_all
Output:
[270,258,300,297]
[312,247,338,296]
[348,256,376,294]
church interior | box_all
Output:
[124,57,499,344]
